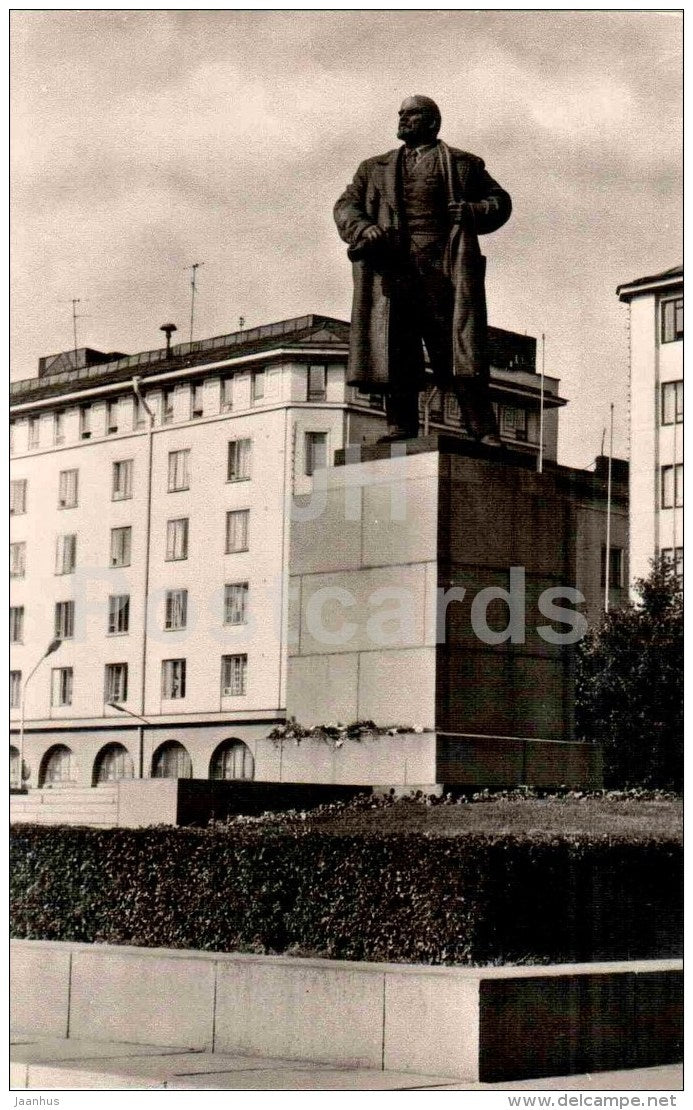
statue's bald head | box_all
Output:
[397,96,442,144]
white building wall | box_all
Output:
[10,332,567,788]
[628,294,659,583]
[625,279,683,583]
[10,359,361,783]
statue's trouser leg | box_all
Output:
[385,385,420,439]
[385,272,425,439]
[454,377,499,441]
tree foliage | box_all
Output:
[576,560,683,790]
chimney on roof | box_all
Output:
[160,323,177,357]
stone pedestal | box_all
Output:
[286,437,599,788]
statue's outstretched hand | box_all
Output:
[448,201,473,226]
[361,225,385,243]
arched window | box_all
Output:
[10,746,21,789]
[152,740,192,779]
[39,744,76,787]
[93,743,134,785]
[209,739,254,781]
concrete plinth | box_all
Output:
[287,437,600,787]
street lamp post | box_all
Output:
[20,638,62,790]
[106,701,148,778]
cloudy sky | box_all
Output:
[11,10,681,466]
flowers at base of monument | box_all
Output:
[267,718,431,749]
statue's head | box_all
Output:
[397,96,441,145]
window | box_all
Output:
[51,667,73,707]
[108,594,130,634]
[79,404,92,439]
[10,606,24,644]
[166,517,189,561]
[10,479,27,515]
[58,469,78,508]
[40,744,75,785]
[444,393,462,427]
[221,375,233,412]
[112,459,133,500]
[227,438,251,481]
[601,546,624,589]
[501,405,528,441]
[134,395,147,429]
[10,671,21,710]
[355,387,385,411]
[168,448,190,491]
[305,431,328,476]
[210,739,254,781]
[222,653,247,696]
[191,382,204,418]
[107,399,119,434]
[162,388,175,424]
[93,743,134,783]
[226,509,249,553]
[224,582,248,625]
[56,534,77,575]
[661,464,683,509]
[165,589,188,630]
[10,542,26,578]
[152,740,192,778]
[110,525,132,567]
[428,389,444,422]
[307,364,327,402]
[54,600,75,640]
[251,370,265,402]
[104,662,128,703]
[10,421,16,454]
[54,410,65,445]
[662,546,684,580]
[661,297,683,343]
[10,745,21,787]
[28,416,40,449]
[661,380,683,426]
[162,658,186,699]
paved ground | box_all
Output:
[10,1034,683,1091]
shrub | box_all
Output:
[10,824,682,964]
[576,559,683,790]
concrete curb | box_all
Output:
[11,940,683,1083]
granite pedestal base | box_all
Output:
[287,439,598,787]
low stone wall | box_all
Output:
[10,940,682,1082]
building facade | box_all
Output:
[10,314,622,791]
[617,265,683,584]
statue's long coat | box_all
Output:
[333,142,511,390]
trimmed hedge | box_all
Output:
[10,824,682,964]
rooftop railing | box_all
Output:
[11,314,342,398]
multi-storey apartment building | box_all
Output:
[617,265,683,584]
[10,312,617,791]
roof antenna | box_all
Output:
[68,298,88,351]
[160,323,177,358]
[71,298,80,350]
[186,263,204,344]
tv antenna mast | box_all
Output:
[62,298,89,351]
[186,262,204,344]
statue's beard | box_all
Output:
[398,124,435,145]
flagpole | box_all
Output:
[604,403,614,613]
[537,333,545,473]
